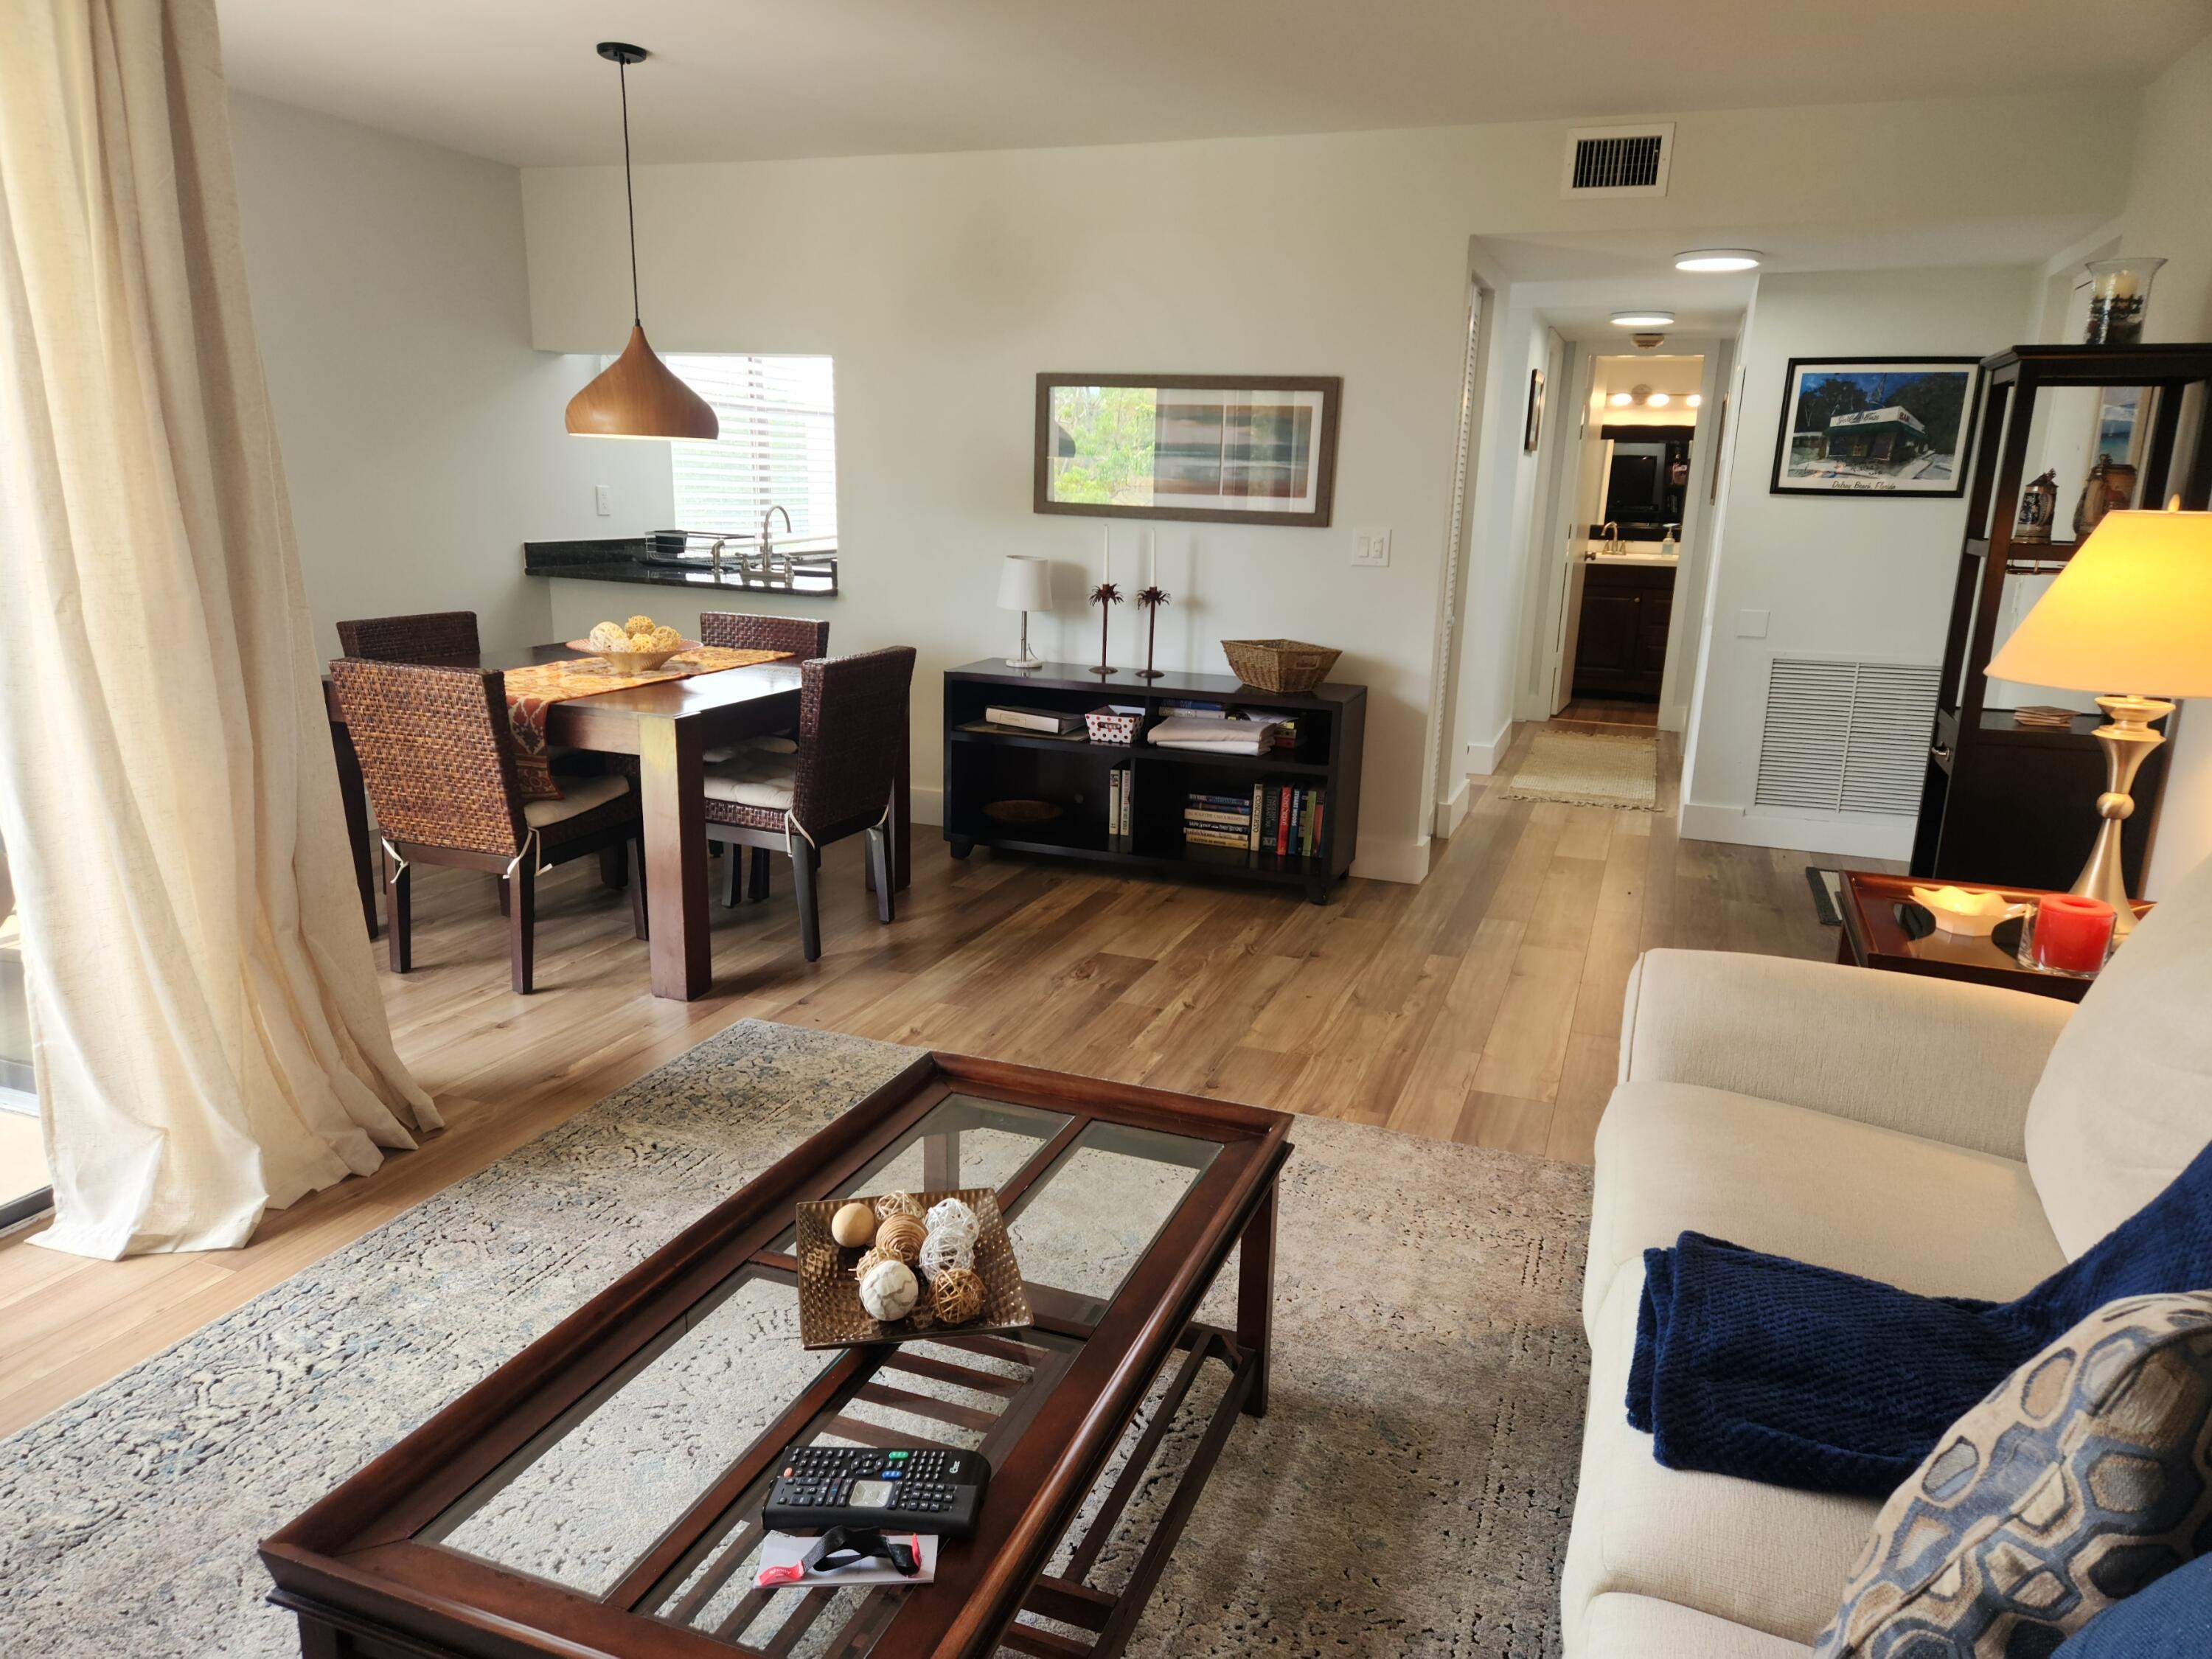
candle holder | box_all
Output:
[2083,257,2166,346]
[1133,586,1171,679]
[1088,581,1122,678]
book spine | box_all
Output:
[1250,782,1264,852]
[1121,765,1133,837]
[1108,768,1122,843]
[1301,788,1315,857]
[1311,789,1325,857]
[1183,809,1251,827]
[1186,793,1250,810]
[1276,785,1291,856]
[985,706,1078,733]
[1182,829,1251,849]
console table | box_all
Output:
[941,661,1366,904]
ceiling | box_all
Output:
[214,0,2211,167]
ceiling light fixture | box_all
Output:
[1674,248,1764,273]
[1648,392,1672,407]
[566,43,718,441]
[1610,310,1676,328]
[1609,392,1634,407]
[1686,393,1703,408]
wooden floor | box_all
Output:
[0,716,1860,1436]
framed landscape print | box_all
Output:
[1034,374,1341,526]
[1769,357,1981,498]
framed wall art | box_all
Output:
[1523,367,1546,453]
[1769,357,1982,498]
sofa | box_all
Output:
[1561,855,2212,1656]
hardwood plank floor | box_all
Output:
[0,719,1879,1435]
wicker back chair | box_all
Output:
[698,612,828,658]
[700,646,915,962]
[335,611,480,662]
[332,658,646,992]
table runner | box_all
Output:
[506,647,787,799]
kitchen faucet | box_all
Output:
[759,504,793,571]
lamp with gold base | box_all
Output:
[1983,507,2212,939]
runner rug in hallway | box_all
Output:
[0,1020,1593,1658]
[1503,730,1660,811]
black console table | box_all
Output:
[942,661,1366,903]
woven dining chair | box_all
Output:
[697,612,827,765]
[701,646,914,963]
[331,658,647,993]
[335,611,480,661]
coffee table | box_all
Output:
[260,1053,1293,1659]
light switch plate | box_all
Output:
[1736,608,1770,638]
[1352,528,1391,568]
[594,484,612,517]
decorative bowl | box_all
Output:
[1909,885,2028,936]
[565,638,701,674]
[792,1188,1032,1349]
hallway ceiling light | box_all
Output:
[1610,310,1675,328]
[565,43,719,441]
[1674,248,1764,273]
[1648,392,1671,406]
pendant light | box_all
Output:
[565,43,718,440]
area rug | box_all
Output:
[1503,731,1658,811]
[0,1020,1593,1658]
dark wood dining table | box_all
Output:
[324,641,910,1002]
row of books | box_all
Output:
[1183,784,1326,858]
[1106,762,1135,848]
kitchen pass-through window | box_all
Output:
[666,354,838,543]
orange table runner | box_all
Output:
[506,647,789,799]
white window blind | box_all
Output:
[666,354,838,542]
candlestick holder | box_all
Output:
[1088,581,1122,677]
[1133,586,1171,678]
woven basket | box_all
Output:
[1220,639,1341,695]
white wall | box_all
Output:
[1678,265,2039,858]
[229,94,666,659]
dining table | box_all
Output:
[324,641,911,1002]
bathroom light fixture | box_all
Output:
[1674,249,1764,273]
[1610,310,1676,328]
[1648,392,1672,407]
[565,43,718,441]
[1609,392,1634,407]
[1686,394,1703,408]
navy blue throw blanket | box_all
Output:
[1627,1138,2212,1496]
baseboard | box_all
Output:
[1464,717,1516,776]
[1434,774,1472,838]
[908,785,945,827]
[1351,837,1432,885]
[1677,800,1915,861]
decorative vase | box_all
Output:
[2083,257,2165,346]
[2013,470,2058,544]
[2073,457,2138,540]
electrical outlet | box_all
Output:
[1352,528,1391,568]
[594,484,612,517]
[1736,608,1770,639]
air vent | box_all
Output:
[1562,124,1674,197]
[1753,658,1940,817]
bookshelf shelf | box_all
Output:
[942,660,1366,904]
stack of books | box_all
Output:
[1180,783,1328,858]
[1182,791,1255,850]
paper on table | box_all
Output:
[756,1531,939,1587]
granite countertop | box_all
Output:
[525,536,839,597]
[1582,543,1680,567]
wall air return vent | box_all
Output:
[1753,657,1941,818]
[1562,124,1674,198]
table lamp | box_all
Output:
[997,555,1052,670]
[1984,507,2212,937]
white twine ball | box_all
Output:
[916,1228,975,1284]
[925,1197,981,1247]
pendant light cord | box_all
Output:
[619,58,641,326]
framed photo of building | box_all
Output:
[1034,374,1342,526]
[1769,357,1981,498]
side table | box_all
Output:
[1834,870,2151,1004]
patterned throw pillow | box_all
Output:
[1815,1293,2212,1658]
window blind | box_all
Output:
[666,354,838,542]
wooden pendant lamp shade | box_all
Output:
[566,43,718,442]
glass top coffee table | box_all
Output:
[260,1052,1292,1659]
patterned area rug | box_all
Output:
[0,1021,1593,1658]
[1503,731,1659,811]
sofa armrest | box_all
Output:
[1618,950,2072,1161]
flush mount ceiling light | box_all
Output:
[1674,248,1764,273]
[1610,309,1676,328]
[566,43,718,441]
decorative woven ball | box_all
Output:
[873,1190,925,1221]
[830,1200,877,1248]
[874,1212,928,1264]
[931,1267,985,1325]
[857,1259,920,1322]
[916,1228,974,1284]
[924,1197,981,1245]
[852,1245,895,1279]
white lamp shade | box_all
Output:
[998,555,1053,612]
[1985,510,2212,696]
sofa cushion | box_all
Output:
[1815,1293,2212,1658]
[2026,855,2212,1259]
[1580,1594,1812,1658]
[1562,1265,1880,1646]
[1585,1080,2063,1335]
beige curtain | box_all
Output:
[0,0,438,1257]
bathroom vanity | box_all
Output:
[1571,548,1675,700]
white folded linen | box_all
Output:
[1147,714,1279,755]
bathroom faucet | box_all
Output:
[1600,521,1623,555]
[759,504,793,571]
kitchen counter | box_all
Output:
[525,536,838,597]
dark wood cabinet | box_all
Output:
[1573,560,1674,700]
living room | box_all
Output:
[4,2,2212,1655]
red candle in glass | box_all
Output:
[2035,894,2115,973]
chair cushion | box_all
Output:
[1579,1594,1812,1658]
[1817,1293,2212,1658]
[2051,1551,2212,1654]
[520,773,630,828]
[1585,1080,2064,1335]
[703,753,795,813]
[1563,1265,1880,1646]
[2026,855,2212,1259]
[700,734,799,765]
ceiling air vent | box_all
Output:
[1562,124,1674,198]
[1753,657,1940,818]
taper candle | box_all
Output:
[1101,524,1110,583]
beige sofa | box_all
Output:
[1562,858,2212,1656]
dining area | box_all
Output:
[324,611,914,1001]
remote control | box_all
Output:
[763,1445,990,1541]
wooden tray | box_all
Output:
[792,1188,1032,1350]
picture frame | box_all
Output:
[1523,367,1545,454]
[1034,373,1342,527]
[1708,392,1730,503]
[1768,357,1982,498]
